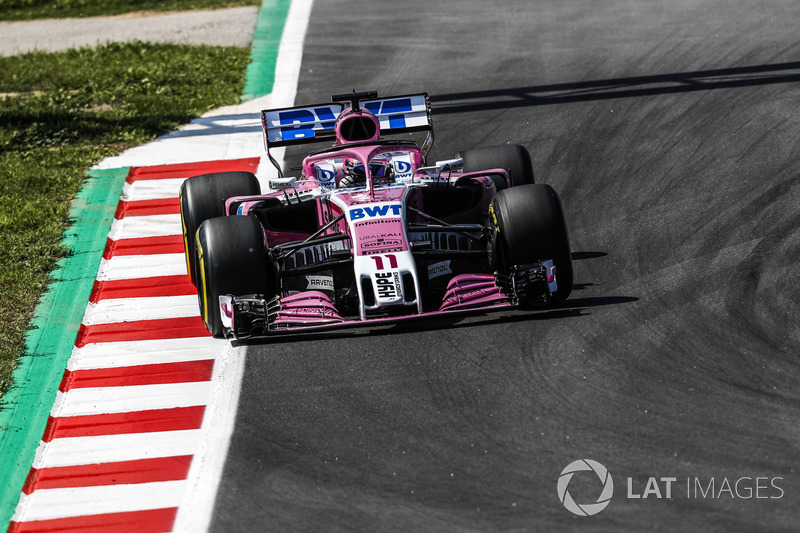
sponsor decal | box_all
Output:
[354,219,396,227]
[427,260,452,280]
[375,271,403,300]
[315,163,336,188]
[272,106,338,141]
[362,239,403,248]
[362,247,403,256]
[306,275,334,291]
[349,203,403,221]
[456,289,490,300]
[392,155,414,183]
[359,232,401,240]
[283,306,338,317]
[363,97,415,130]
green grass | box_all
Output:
[0,0,261,21]
[0,41,251,400]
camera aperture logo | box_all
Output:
[557,459,614,516]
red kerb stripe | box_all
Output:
[115,197,181,219]
[42,406,206,441]
[103,235,185,259]
[59,360,215,391]
[22,455,193,494]
[75,316,210,347]
[8,507,178,533]
[126,157,259,183]
[90,275,196,302]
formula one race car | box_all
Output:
[180,90,572,338]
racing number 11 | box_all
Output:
[370,254,398,270]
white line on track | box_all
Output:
[173,1,314,530]
[173,342,247,532]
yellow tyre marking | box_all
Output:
[489,203,500,233]
[179,189,193,279]
[196,229,210,327]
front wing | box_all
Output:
[219,263,558,339]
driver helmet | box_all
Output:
[339,158,394,187]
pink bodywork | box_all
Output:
[221,104,526,334]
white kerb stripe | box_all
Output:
[51,382,212,417]
[82,295,200,326]
[121,178,184,202]
[96,253,187,281]
[66,337,219,371]
[11,481,186,522]
[108,214,182,241]
[31,430,203,468]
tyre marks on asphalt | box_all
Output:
[7,159,256,533]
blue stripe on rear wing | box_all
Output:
[262,93,431,147]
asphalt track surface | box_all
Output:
[212,1,800,531]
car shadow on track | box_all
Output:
[430,61,800,113]
[572,251,607,260]
[233,309,584,347]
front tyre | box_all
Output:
[459,144,535,191]
[490,184,573,303]
[195,215,275,337]
[180,171,261,286]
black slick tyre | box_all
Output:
[459,144,535,191]
[180,171,260,286]
[195,215,275,337]
[490,184,573,303]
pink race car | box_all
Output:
[180,91,573,338]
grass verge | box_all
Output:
[0,41,251,402]
[0,0,261,21]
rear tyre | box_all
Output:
[195,216,275,337]
[180,171,261,286]
[490,184,573,303]
[459,144,535,191]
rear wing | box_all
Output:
[261,92,432,148]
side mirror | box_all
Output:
[268,176,297,190]
[435,158,464,173]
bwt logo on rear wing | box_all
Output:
[261,93,431,147]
